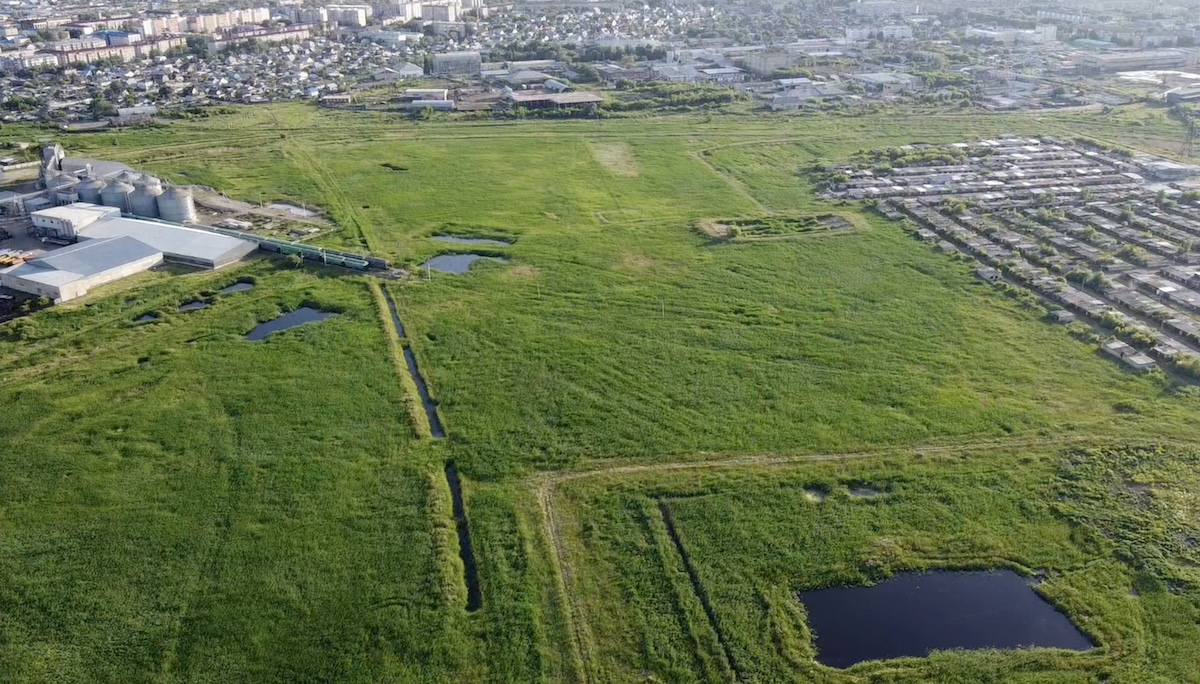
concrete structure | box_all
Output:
[1080,50,1195,73]
[850,72,924,94]
[1101,339,1157,371]
[431,51,482,79]
[0,236,162,302]
[326,4,372,27]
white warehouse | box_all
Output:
[0,237,162,302]
[1,203,257,301]
[29,203,256,269]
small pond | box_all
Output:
[421,254,509,274]
[219,282,255,295]
[799,570,1092,669]
[268,203,317,217]
[430,235,512,247]
[135,314,158,323]
[245,307,337,341]
[178,301,209,312]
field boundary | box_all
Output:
[534,434,1175,683]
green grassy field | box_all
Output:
[2,104,1200,682]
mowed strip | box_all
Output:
[590,142,641,177]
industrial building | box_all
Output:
[0,236,162,302]
[431,51,482,79]
[29,203,256,270]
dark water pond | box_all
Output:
[799,570,1093,669]
[430,235,512,247]
[178,301,209,312]
[421,254,508,274]
[135,314,158,323]
[246,307,337,341]
[219,282,255,295]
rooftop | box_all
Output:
[76,215,256,266]
[2,235,160,287]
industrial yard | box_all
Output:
[4,104,1200,683]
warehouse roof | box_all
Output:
[32,203,120,226]
[2,236,160,287]
[77,216,256,267]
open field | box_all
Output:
[3,104,1200,682]
[544,443,1200,683]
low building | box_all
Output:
[0,236,162,302]
[30,203,256,269]
[1101,339,1157,371]
[849,72,924,95]
[431,51,481,79]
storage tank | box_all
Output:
[47,172,78,192]
[157,186,197,223]
[114,170,142,185]
[129,180,163,218]
[76,177,107,204]
[100,181,135,212]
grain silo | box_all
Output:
[157,186,197,223]
[100,181,135,212]
[76,176,107,204]
[114,170,142,185]
[129,178,163,218]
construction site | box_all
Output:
[826,137,1200,376]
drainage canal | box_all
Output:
[445,462,482,612]
[799,569,1094,669]
[245,307,337,341]
[658,501,740,677]
[381,288,445,438]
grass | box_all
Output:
[3,103,1200,682]
[548,444,1200,683]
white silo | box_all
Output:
[76,177,107,204]
[129,179,163,218]
[158,186,197,223]
[100,181,135,212]
[114,170,143,185]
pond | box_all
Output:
[799,570,1093,669]
[219,282,254,295]
[420,254,508,274]
[430,235,512,247]
[135,314,158,323]
[245,307,337,341]
[178,301,209,312]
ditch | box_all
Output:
[657,501,741,679]
[381,287,445,438]
[445,462,482,612]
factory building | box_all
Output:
[431,51,482,79]
[0,236,163,302]
[29,203,256,270]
